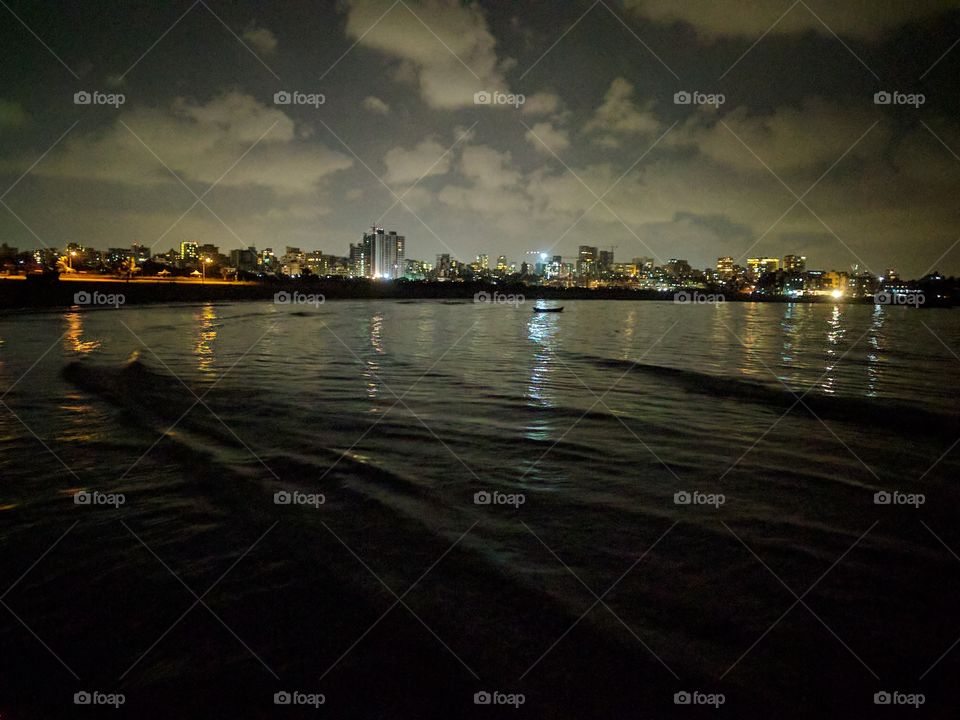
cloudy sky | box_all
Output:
[1,0,959,276]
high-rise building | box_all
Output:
[404,258,430,279]
[180,241,199,262]
[350,242,369,278]
[666,259,692,278]
[280,246,304,276]
[230,247,258,272]
[435,253,452,279]
[495,255,508,274]
[578,246,598,277]
[598,250,613,272]
[823,271,849,292]
[544,255,564,278]
[258,248,277,273]
[747,257,780,276]
[362,226,405,279]
[199,244,221,264]
[716,256,734,278]
[783,254,806,272]
[131,243,151,264]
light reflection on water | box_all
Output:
[64,311,101,354]
[866,304,886,397]
[12,299,952,418]
[0,301,958,718]
[780,303,796,366]
[524,311,562,445]
[821,304,846,394]
[619,306,639,359]
[526,311,560,412]
[194,304,218,374]
[366,313,385,400]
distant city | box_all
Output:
[0,225,950,300]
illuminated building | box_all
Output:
[783,254,806,272]
[180,241,199,262]
[823,271,848,291]
[435,253,452,279]
[350,242,369,278]
[577,246,597,277]
[199,244,221,264]
[666,259,692,278]
[404,258,430,279]
[281,246,305,276]
[258,248,277,272]
[747,257,780,276]
[597,249,613,272]
[362,227,405,279]
[716,256,734,278]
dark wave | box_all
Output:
[571,353,960,438]
[54,354,705,719]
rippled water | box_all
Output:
[1,300,959,718]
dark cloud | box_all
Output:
[0,0,958,276]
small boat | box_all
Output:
[533,306,563,313]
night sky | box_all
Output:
[1,0,959,276]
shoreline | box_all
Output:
[0,277,953,310]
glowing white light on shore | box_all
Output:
[831,289,843,299]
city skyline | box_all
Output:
[1,2,959,278]
[4,232,939,283]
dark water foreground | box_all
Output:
[1,301,959,718]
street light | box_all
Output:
[68,250,77,270]
[202,256,212,283]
